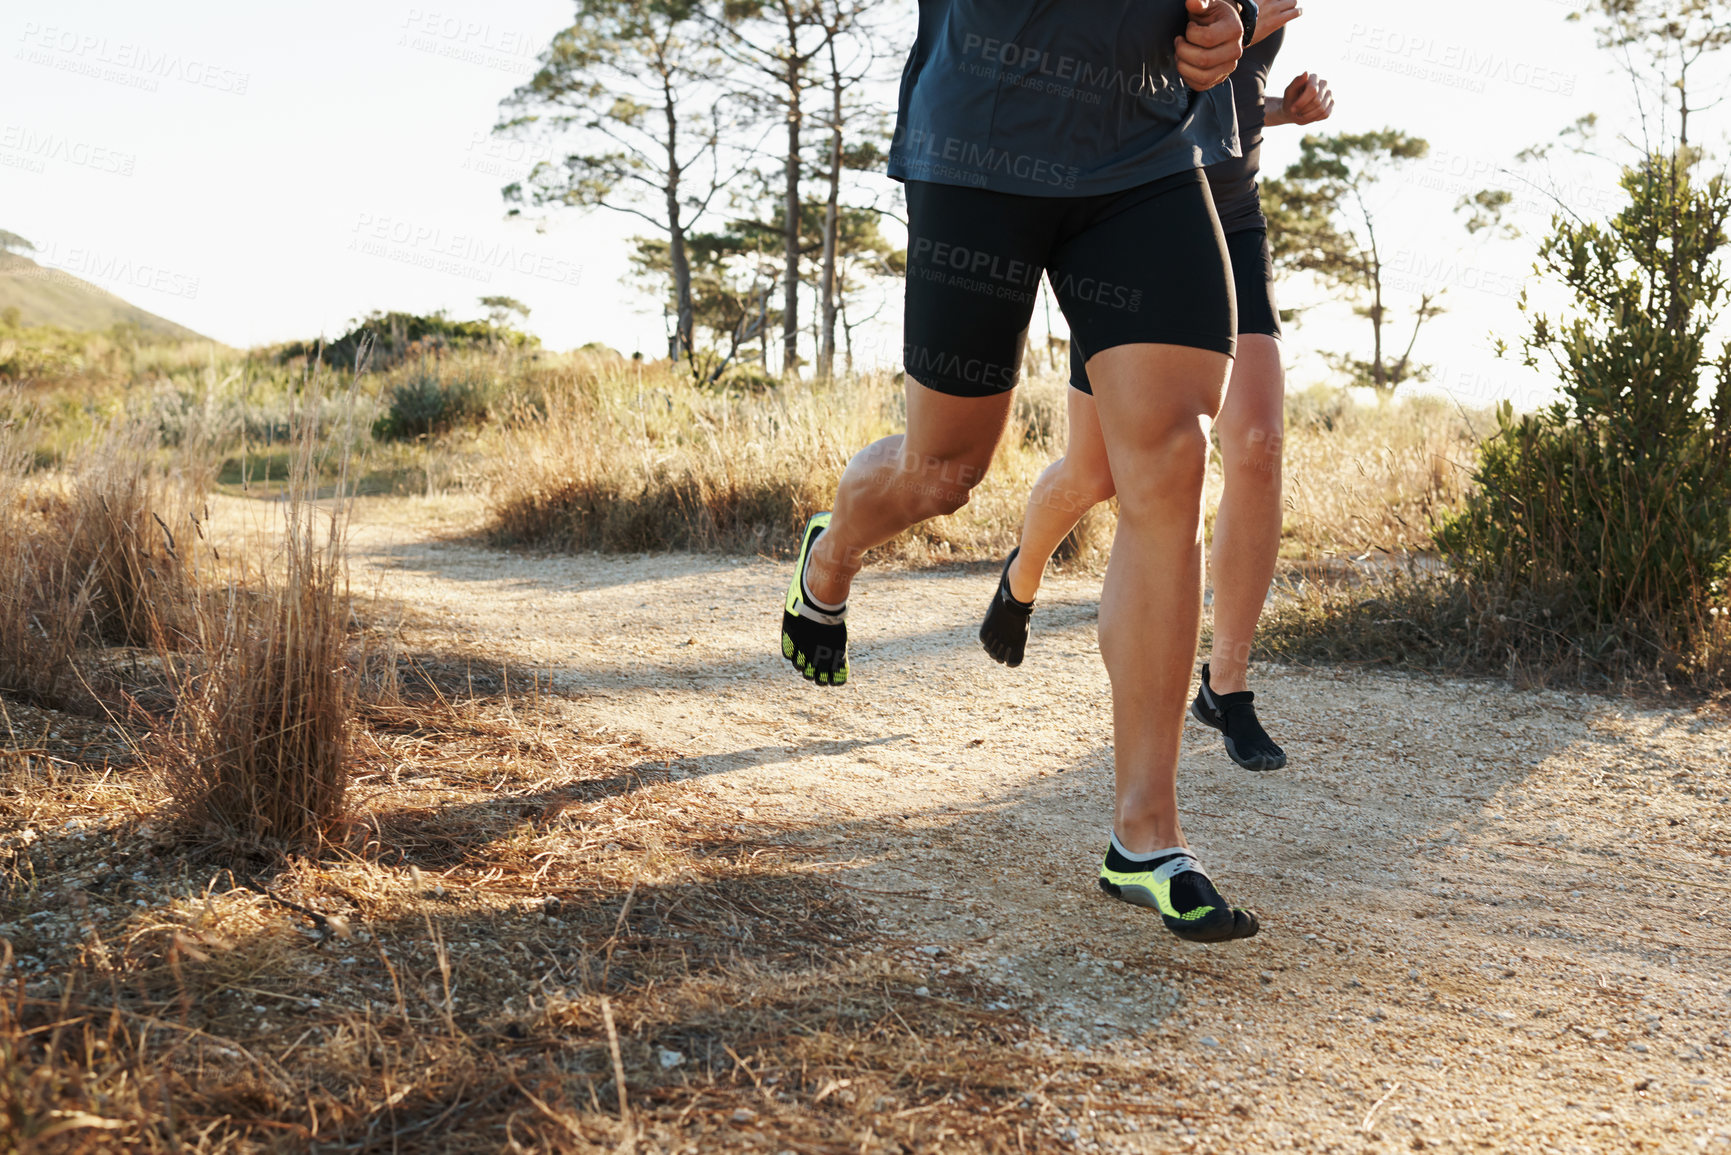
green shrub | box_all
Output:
[372,370,494,441]
[278,309,537,370]
[1437,153,1731,686]
[715,363,780,394]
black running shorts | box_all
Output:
[1070,227,1279,395]
[1223,228,1281,342]
[902,171,1234,398]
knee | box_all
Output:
[1071,459,1118,507]
[1114,420,1211,514]
[921,486,972,518]
[1039,455,1116,515]
[895,451,988,519]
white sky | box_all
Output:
[3,1,1723,409]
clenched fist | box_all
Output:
[1176,0,1245,92]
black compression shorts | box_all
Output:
[902,171,1234,398]
[1070,227,1279,395]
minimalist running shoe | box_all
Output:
[781,512,848,686]
[1190,663,1287,772]
[1098,839,1260,943]
[979,548,1035,667]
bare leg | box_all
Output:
[804,378,1016,606]
[1087,342,1230,854]
[1005,389,1116,602]
[1206,334,1284,694]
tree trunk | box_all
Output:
[1366,221,1387,394]
[1677,61,1689,152]
[1370,294,1386,392]
[817,43,844,381]
[759,282,770,369]
[667,199,695,364]
[839,271,855,376]
[781,51,803,377]
[663,83,695,364]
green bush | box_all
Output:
[1437,153,1731,686]
[279,309,538,370]
[372,370,494,441]
[715,363,780,394]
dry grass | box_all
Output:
[60,429,204,649]
[2,380,360,852]
[487,363,1481,574]
[0,678,1128,1153]
[153,390,359,856]
[486,359,1113,567]
[1272,386,1481,561]
[154,529,353,855]
[0,428,85,710]
[1257,563,1731,695]
[0,419,202,712]
[10,337,1482,576]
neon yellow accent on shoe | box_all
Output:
[785,512,834,617]
[1098,851,1260,942]
[781,512,849,686]
[1099,854,1215,922]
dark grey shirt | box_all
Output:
[887,0,1239,197]
[1205,26,1283,233]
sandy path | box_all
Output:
[345,499,1729,1154]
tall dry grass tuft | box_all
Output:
[0,416,203,710]
[0,420,86,709]
[158,399,356,854]
[61,427,204,648]
[488,364,889,556]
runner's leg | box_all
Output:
[1187,230,1288,768]
[804,383,1016,607]
[793,179,1052,647]
[1031,172,1258,939]
[1005,388,1115,603]
[1206,333,1284,693]
[1087,342,1230,852]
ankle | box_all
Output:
[1208,661,1250,695]
[806,532,855,606]
[1006,550,1043,603]
[1112,812,1184,856]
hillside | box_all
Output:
[0,250,211,341]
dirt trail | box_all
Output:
[346,498,1729,1154]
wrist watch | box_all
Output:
[1236,0,1259,46]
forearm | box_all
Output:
[1263,97,1288,127]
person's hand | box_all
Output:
[1176,0,1244,92]
[1280,72,1334,124]
[1250,0,1303,46]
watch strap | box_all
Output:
[1237,0,1259,47]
